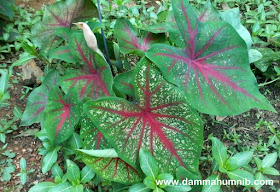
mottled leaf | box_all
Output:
[31,0,97,53]
[84,58,203,173]
[146,0,275,116]
[60,32,114,100]
[81,153,142,184]
[114,18,166,56]
[113,69,135,98]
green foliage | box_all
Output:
[0,147,16,182]
[29,161,95,192]
[15,0,278,191]
[129,149,191,192]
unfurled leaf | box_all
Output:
[114,18,166,56]
[21,70,60,126]
[201,174,221,192]
[51,163,63,179]
[66,159,80,182]
[70,185,83,192]
[139,149,159,179]
[262,152,278,168]
[156,173,173,188]
[225,151,253,171]
[48,182,72,192]
[29,182,56,192]
[113,69,135,98]
[254,172,265,190]
[0,69,9,99]
[31,0,98,53]
[45,87,81,144]
[146,0,275,116]
[80,165,95,183]
[144,176,156,189]
[78,149,118,158]
[20,157,26,170]
[84,58,203,173]
[42,148,59,174]
[129,183,150,192]
[60,32,114,100]
[211,137,227,168]
[164,185,191,192]
[249,49,262,63]
[262,167,280,175]
[227,169,255,186]
[81,153,141,184]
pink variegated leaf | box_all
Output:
[59,32,114,100]
[49,46,76,63]
[31,0,97,53]
[114,18,166,56]
[146,0,275,116]
[21,70,60,126]
[80,115,142,184]
[113,69,135,98]
[84,58,203,174]
[45,87,81,144]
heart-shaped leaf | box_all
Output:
[113,69,135,98]
[146,0,275,116]
[84,58,203,173]
[31,0,97,53]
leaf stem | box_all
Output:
[258,76,280,87]
[96,0,115,76]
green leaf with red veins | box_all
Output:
[146,0,275,116]
[81,152,142,184]
[113,69,135,98]
[21,70,60,126]
[45,87,81,144]
[80,114,108,150]
[49,46,76,63]
[114,18,166,56]
[84,58,203,173]
[31,0,97,53]
[60,32,114,100]
[195,1,220,22]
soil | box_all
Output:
[0,0,279,192]
[15,0,56,11]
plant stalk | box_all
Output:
[258,76,280,87]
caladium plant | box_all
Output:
[146,0,275,116]
[31,0,98,53]
[60,32,114,100]
[114,18,166,56]
[80,116,142,184]
[21,70,60,126]
[44,87,81,144]
[84,58,203,174]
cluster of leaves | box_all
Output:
[30,161,95,192]
[18,0,278,191]
[201,136,279,192]
[0,146,16,182]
